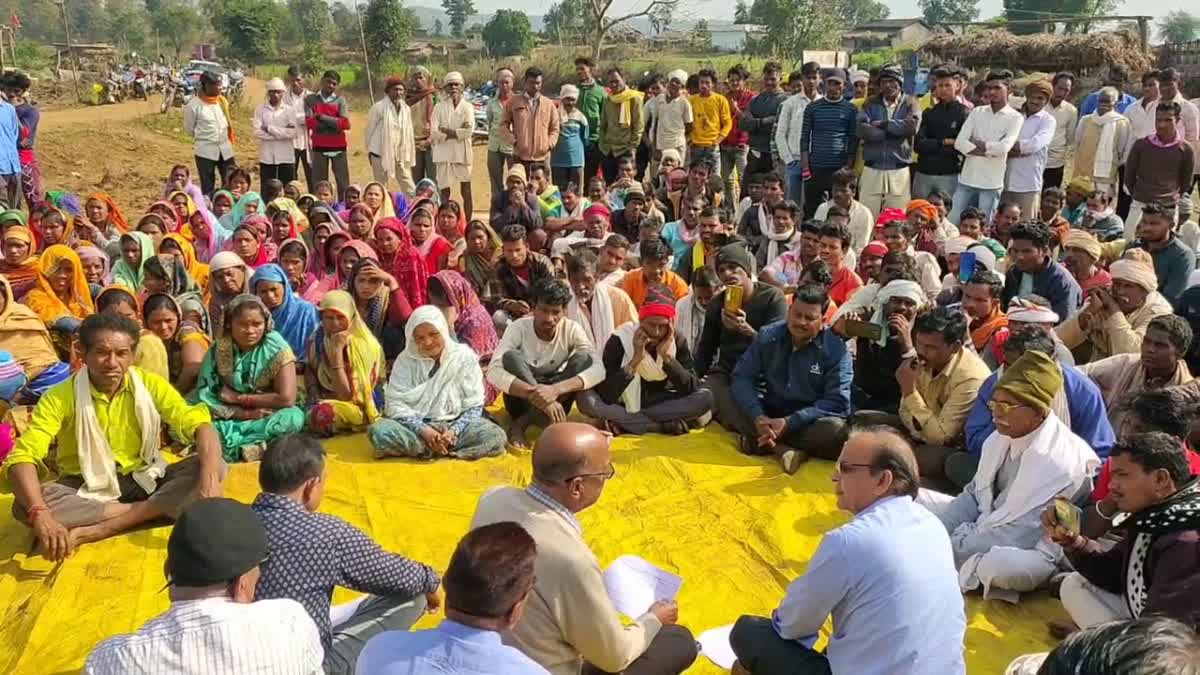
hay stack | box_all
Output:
[921,30,1152,74]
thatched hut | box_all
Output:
[921,30,1152,76]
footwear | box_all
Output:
[780,448,809,474]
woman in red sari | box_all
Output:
[406,200,452,275]
[373,217,429,306]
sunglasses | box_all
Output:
[987,400,1031,415]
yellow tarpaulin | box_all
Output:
[0,426,1062,673]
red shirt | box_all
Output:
[722,89,755,148]
[829,265,864,306]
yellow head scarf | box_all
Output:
[26,244,95,324]
[318,289,384,422]
[161,232,211,293]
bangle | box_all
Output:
[1095,500,1116,521]
[26,504,49,524]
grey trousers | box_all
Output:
[325,593,428,675]
[367,416,507,460]
[911,172,958,201]
[576,389,714,435]
[581,624,698,675]
[488,149,512,196]
[501,350,593,422]
[11,455,226,529]
[412,148,434,185]
[701,371,740,432]
[730,615,831,675]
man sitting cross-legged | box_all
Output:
[5,313,225,561]
[565,249,638,350]
[486,278,606,449]
[731,283,851,474]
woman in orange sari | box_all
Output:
[80,191,131,257]
[160,232,211,293]
[0,224,40,299]
[23,245,95,361]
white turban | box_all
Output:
[559,84,579,100]
[667,69,688,84]
[443,71,464,86]
[869,280,925,346]
[265,77,286,92]
[1007,297,1059,324]
[944,236,974,256]
[1110,257,1158,293]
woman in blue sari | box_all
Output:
[250,263,319,366]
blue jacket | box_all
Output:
[857,96,921,170]
[1079,90,1137,116]
[964,364,1115,458]
[1001,258,1082,324]
[732,322,852,431]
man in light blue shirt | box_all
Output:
[355,522,550,675]
[730,428,966,675]
[0,93,20,208]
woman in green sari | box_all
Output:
[193,293,305,461]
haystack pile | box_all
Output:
[921,29,1152,74]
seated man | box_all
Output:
[674,205,739,285]
[919,351,1100,603]
[565,250,638,355]
[611,185,660,240]
[1007,616,1200,675]
[958,326,1115,489]
[813,167,875,255]
[731,284,851,473]
[1079,314,1194,430]
[494,224,556,332]
[1057,248,1172,362]
[759,219,819,291]
[490,165,546,248]
[845,278,925,413]
[675,266,722,352]
[252,434,441,675]
[1008,295,1075,365]
[6,313,225,561]
[597,233,631,287]
[529,163,564,221]
[730,428,966,675]
[551,202,610,259]
[1000,220,1082,323]
[486,278,606,449]
[815,221,863,306]
[617,237,689,307]
[470,422,698,675]
[1042,432,1200,634]
[880,216,942,300]
[960,269,1009,369]
[657,155,721,223]
[737,172,786,254]
[695,244,788,431]
[660,195,705,261]
[1061,230,1112,296]
[578,285,713,436]
[1124,202,1194,306]
[356,521,551,675]
[84,498,323,674]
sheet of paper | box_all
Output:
[601,555,683,618]
[698,624,737,669]
[329,596,368,628]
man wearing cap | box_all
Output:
[1001,80,1057,220]
[491,165,545,246]
[254,77,299,190]
[857,63,921,220]
[800,69,859,219]
[304,69,352,202]
[1058,249,1174,362]
[432,71,476,218]
[5,314,225,562]
[184,69,236,196]
[552,83,589,193]
[578,283,713,436]
[552,202,609,259]
[408,66,437,185]
[503,66,561,178]
[740,62,788,187]
[949,70,1024,225]
[776,62,822,204]
[1062,230,1112,296]
[366,75,416,196]
[918,350,1100,603]
[649,69,693,180]
[84,498,324,674]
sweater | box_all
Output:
[739,90,788,154]
[1125,138,1195,205]
[800,98,859,169]
[688,93,733,148]
[857,95,921,170]
[1001,259,1081,324]
[694,282,788,377]
[1126,237,1196,305]
[552,109,589,169]
[303,92,350,152]
[597,90,644,157]
[504,93,562,162]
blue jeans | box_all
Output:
[785,160,805,209]
[912,172,958,201]
[948,184,1001,225]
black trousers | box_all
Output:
[803,167,839,220]
[552,166,585,194]
[311,151,351,203]
[743,150,777,193]
[601,151,635,184]
[500,350,593,422]
[730,615,831,675]
[195,154,235,197]
[581,624,698,675]
[1116,165,1132,220]
[259,162,296,193]
[585,145,604,185]
[1042,166,1065,191]
[295,148,313,192]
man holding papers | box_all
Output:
[469,422,698,675]
[730,428,966,674]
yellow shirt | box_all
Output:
[900,347,991,445]
[688,93,732,147]
[4,366,212,478]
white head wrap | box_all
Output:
[1007,297,1059,324]
[944,236,974,256]
[869,280,925,346]
[443,71,464,86]
[559,84,579,100]
[1110,257,1158,292]
[667,69,688,84]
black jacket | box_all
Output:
[914,100,969,176]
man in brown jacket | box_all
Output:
[503,66,561,177]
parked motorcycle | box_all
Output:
[159,72,196,113]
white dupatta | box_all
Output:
[615,323,675,413]
[75,367,165,502]
[567,286,615,349]
[384,306,484,422]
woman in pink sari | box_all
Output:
[373,217,429,307]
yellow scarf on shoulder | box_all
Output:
[200,94,236,144]
[610,88,644,127]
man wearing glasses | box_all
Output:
[729,427,966,674]
[469,422,698,675]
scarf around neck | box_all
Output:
[1123,477,1200,618]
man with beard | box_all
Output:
[1057,249,1173,362]
[1001,80,1057,220]
[564,250,637,354]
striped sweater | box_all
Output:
[800,97,859,169]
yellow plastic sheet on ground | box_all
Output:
[0,426,1062,674]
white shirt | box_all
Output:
[814,199,873,255]
[430,97,475,166]
[283,88,311,151]
[954,104,1024,190]
[485,316,606,394]
[1004,108,1056,193]
[84,597,324,675]
[1045,99,1077,169]
[183,98,235,162]
[1125,94,1200,153]
[776,92,816,165]
[651,94,693,150]
[253,100,298,165]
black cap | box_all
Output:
[166,498,268,587]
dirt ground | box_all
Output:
[36,77,495,218]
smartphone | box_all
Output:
[1055,497,1083,536]
[843,319,883,342]
[724,285,745,314]
[958,251,977,284]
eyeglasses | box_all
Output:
[836,461,877,475]
[987,400,1031,415]
[567,463,616,483]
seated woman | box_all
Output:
[346,251,413,359]
[135,212,170,251]
[578,284,713,435]
[95,285,170,380]
[81,192,130,256]
[35,206,76,251]
[111,231,155,289]
[210,189,235,222]
[361,181,397,223]
[278,238,318,298]
[427,270,499,405]
[225,167,253,199]
[335,183,363,214]
[267,208,300,256]
[306,290,385,436]
[373,217,429,306]
[24,245,94,362]
[228,223,270,270]
[250,263,319,364]
[76,243,110,296]
[142,254,200,299]
[167,189,198,224]
[218,190,264,232]
[0,224,40,299]
[143,292,211,395]
[458,220,503,305]
[194,294,305,462]
[0,277,69,403]
[239,214,277,264]
[408,202,453,275]
[207,251,253,338]
[436,200,468,267]
[186,206,227,263]
[314,180,337,207]
[304,229,354,300]
[159,233,210,293]
[368,306,506,460]
[345,203,376,240]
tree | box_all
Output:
[482,9,533,56]
[1159,10,1200,44]
[747,0,841,61]
[839,0,889,27]
[544,0,590,44]
[919,0,978,24]
[289,0,331,67]
[330,2,359,46]
[442,0,475,37]
[1002,0,1118,35]
[106,0,151,55]
[691,18,711,50]
[210,0,281,64]
[433,18,444,35]
[153,1,203,59]
[585,0,678,59]
[363,0,417,62]
[734,0,750,23]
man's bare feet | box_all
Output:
[778,445,809,475]
[1047,619,1079,640]
[67,523,112,549]
[507,419,531,450]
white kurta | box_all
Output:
[430,97,475,185]
[366,97,416,181]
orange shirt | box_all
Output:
[829,265,863,306]
[618,268,690,307]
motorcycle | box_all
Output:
[467,84,491,141]
[131,71,148,100]
[159,73,196,113]
[226,69,245,104]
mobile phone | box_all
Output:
[958,251,977,284]
[724,285,745,313]
[843,319,883,342]
[1055,497,1082,536]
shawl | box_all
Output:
[211,189,236,219]
[146,203,184,233]
[314,290,383,422]
[25,245,94,323]
[74,366,164,502]
[86,192,130,234]
[363,181,398,222]
[432,270,497,361]
[346,255,390,336]
[970,306,1009,353]
[196,297,295,420]
[218,191,265,231]
[414,178,441,206]
[375,217,429,306]
[207,251,253,339]
[0,208,26,229]
[1090,111,1126,181]
[231,220,271,269]
[36,206,77,251]
[144,254,200,297]
[146,291,212,383]
[0,276,60,379]
[0,224,40,298]
[111,232,155,289]
[346,203,379,239]
[383,305,483,422]
[250,263,319,360]
[46,191,83,218]
[614,321,676,413]
[162,232,211,292]
[305,206,348,271]
[166,190,198,219]
[75,243,111,287]
[869,280,925,346]
[1124,478,1200,617]
[305,231,355,301]
[268,197,309,234]
[459,221,501,296]
[567,282,616,348]
[609,87,645,127]
[162,178,205,206]
[417,234,452,275]
[269,210,300,246]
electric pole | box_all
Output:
[356,2,375,101]
[56,0,82,101]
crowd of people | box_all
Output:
[0,55,1198,673]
